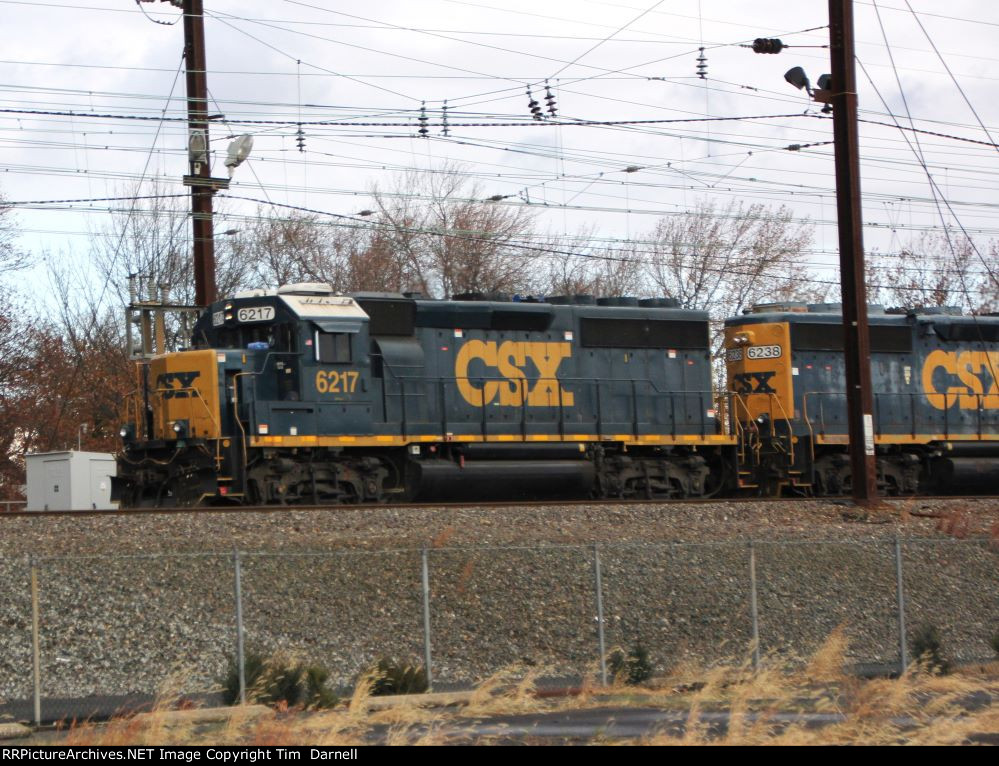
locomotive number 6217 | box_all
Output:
[315,369,360,394]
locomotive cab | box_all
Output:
[116,284,376,506]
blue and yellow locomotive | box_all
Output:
[115,284,734,506]
[115,287,999,506]
[725,303,999,495]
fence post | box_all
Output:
[421,547,434,692]
[593,544,608,686]
[894,537,908,675]
[30,557,41,727]
[233,549,246,705]
[748,541,761,670]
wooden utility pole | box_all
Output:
[140,0,229,308]
[182,0,217,308]
[828,0,877,504]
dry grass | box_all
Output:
[48,634,999,746]
[637,631,999,745]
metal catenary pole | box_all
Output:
[748,542,761,670]
[233,550,246,705]
[894,537,908,674]
[421,547,434,691]
[30,559,41,726]
[593,544,608,686]
[828,0,877,504]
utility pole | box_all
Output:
[752,2,877,504]
[181,0,218,308]
[828,0,877,505]
[140,1,251,318]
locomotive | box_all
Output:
[114,285,734,507]
[113,285,999,507]
[724,303,999,495]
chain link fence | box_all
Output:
[1,537,997,724]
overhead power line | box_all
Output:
[0,107,813,128]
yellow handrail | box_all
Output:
[767,391,796,466]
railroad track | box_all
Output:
[0,494,993,519]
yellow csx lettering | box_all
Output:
[157,371,200,399]
[922,350,999,410]
[454,340,575,407]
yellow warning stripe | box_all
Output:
[250,433,736,448]
[816,434,999,445]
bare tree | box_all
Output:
[232,207,360,290]
[537,231,644,298]
[868,231,999,314]
[979,240,999,313]
[645,199,821,318]
[0,288,34,496]
[0,192,29,274]
[90,181,251,307]
[370,165,537,297]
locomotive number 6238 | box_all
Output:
[747,344,782,360]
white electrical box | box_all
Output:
[24,451,118,511]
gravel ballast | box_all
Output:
[0,498,997,701]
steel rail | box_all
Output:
[1,494,996,520]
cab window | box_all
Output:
[316,331,352,363]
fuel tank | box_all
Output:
[931,457,999,493]
[413,459,595,500]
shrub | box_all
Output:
[221,650,338,709]
[364,658,429,696]
[991,631,999,658]
[608,643,653,685]
[910,624,952,675]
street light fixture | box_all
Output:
[784,67,833,112]
[784,66,812,95]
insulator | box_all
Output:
[295,124,305,152]
[696,47,708,79]
[418,102,429,137]
[544,82,557,118]
[752,37,785,54]
[527,87,543,121]
[441,100,449,137]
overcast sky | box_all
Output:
[2,0,999,303]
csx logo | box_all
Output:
[922,350,999,410]
[454,340,575,407]
[731,371,777,395]
[157,371,201,399]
